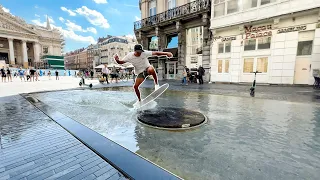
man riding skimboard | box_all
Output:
[114,44,173,107]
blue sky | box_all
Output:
[0,0,140,52]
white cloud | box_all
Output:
[93,0,107,4]
[65,20,97,34]
[34,5,39,9]
[75,6,110,29]
[59,17,65,22]
[135,16,141,21]
[108,8,120,15]
[61,7,76,16]
[86,27,97,34]
[2,7,10,13]
[31,18,96,44]
[35,14,40,17]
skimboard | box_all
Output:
[134,83,169,109]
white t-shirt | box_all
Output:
[122,51,152,74]
[102,67,109,74]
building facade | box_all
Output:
[210,0,320,85]
[134,0,211,80]
[64,48,87,70]
[100,36,136,64]
[0,5,64,69]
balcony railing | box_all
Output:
[134,0,210,30]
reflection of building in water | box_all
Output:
[210,0,320,85]
[134,0,211,81]
[0,6,64,69]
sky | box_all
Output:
[0,0,141,52]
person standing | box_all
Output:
[48,71,51,80]
[29,67,36,82]
[1,66,6,83]
[90,70,94,80]
[101,64,110,84]
[55,70,59,80]
[110,66,118,83]
[25,68,30,81]
[6,67,12,82]
[198,65,205,85]
[18,67,25,82]
[182,66,188,86]
[35,69,39,81]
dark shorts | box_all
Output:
[137,69,149,79]
[110,74,118,78]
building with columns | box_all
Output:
[134,0,211,80]
[0,5,64,69]
[210,0,320,85]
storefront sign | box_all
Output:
[213,36,236,42]
[277,25,307,34]
[244,25,272,39]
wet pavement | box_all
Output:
[0,95,126,180]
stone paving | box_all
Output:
[0,95,126,180]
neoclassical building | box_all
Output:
[0,5,64,69]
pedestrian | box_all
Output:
[43,70,46,76]
[182,66,188,85]
[29,67,36,82]
[198,65,205,85]
[25,68,30,81]
[35,69,39,81]
[64,70,66,76]
[18,67,25,82]
[48,71,51,80]
[55,70,59,80]
[6,67,12,82]
[1,66,6,83]
[110,66,118,83]
[90,70,94,80]
[101,64,109,84]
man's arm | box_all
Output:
[152,51,173,57]
[114,54,126,64]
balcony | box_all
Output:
[134,0,210,31]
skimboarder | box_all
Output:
[114,44,173,107]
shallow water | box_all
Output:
[34,87,320,180]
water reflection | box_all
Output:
[35,88,320,180]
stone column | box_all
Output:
[21,40,28,68]
[8,38,15,65]
[201,13,212,82]
[176,21,186,80]
[49,45,53,55]
[33,42,40,63]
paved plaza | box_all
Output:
[0,76,319,179]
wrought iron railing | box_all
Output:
[134,0,210,30]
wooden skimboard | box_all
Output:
[134,83,169,109]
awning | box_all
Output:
[95,64,105,69]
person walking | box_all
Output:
[101,64,110,84]
[48,71,51,80]
[55,70,59,80]
[198,65,205,85]
[110,66,118,83]
[1,66,6,83]
[29,67,36,82]
[18,67,25,82]
[90,70,94,80]
[182,66,188,86]
[25,68,30,81]
[6,67,12,82]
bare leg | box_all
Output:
[147,66,158,85]
[133,77,145,102]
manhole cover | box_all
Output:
[137,107,207,130]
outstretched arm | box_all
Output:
[152,51,173,58]
[114,54,126,64]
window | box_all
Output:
[257,57,268,73]
[243,58,254,73]
[244,39,256,51]
[243,0,257,10]
[258,37,271,49]
[218,42,232,53]
[227,0,239,14]
[43,47,48,54]
[149,0,157,16]
[214,2,225,17]
[168,0,176,9]
[218,59,230,73]
[261,0,276,5]
[225,42,231,53]
[218,44,224,53]
[297,41,313,56]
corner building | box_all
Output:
[210,0,320,85]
